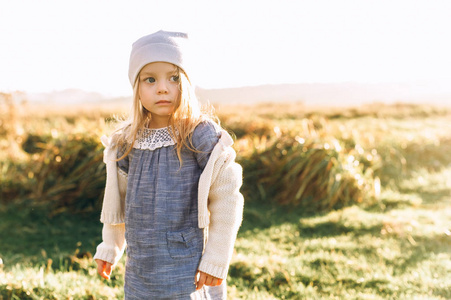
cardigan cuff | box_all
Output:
[93,242,124,266]
[197,260,229,280]
[100,212,125,224]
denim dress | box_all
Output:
[117,122,226,299]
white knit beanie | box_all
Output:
[128,30,189,86]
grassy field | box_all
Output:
[0,99,450,299]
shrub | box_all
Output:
[239,118,379,210]
[0,132,105,215]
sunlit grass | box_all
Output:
[229,166,451,298]
[0,262,124,299]
[0,99,450,299]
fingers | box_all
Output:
[209,277,223,286]
[216,278,223,286]
[195,271,223,290]
[104,262,113,277]
[204,274,222,287]
[205,275,215,286]
[96,259,106,278]
[95,259,112,280]
[195,271,206,290]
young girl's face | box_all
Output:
[138,62,180,127]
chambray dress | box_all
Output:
[117,121,226,300]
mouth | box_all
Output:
[156,100,172,105]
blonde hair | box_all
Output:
[115,64,217,165]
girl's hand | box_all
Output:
[195,270,223,290]
[95,259,113,280]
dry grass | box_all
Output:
[1,94,450,299]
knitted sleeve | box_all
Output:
[94,134,128,265]
[99,134,127,224]
[197,138,244,279]
[93,169,127,266]
[93,223,126,266]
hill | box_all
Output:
[196,82,451,106]
[8,81,451,107]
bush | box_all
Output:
[239,118,380,210]
[0,132,105,215]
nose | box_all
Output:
[157,81,168,94]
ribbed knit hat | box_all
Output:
[128,30,189,86]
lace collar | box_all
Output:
[134,127,176,150]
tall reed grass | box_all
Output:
[235,117,380,210]
[1,93,450,214]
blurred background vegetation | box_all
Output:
[1,93,450,299]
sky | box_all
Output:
[1,0,451,97]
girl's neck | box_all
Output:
[146,115,170,129]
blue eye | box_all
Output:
[145,77,155,83]
[170,75,180,82]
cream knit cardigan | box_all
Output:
[93,130,244,280]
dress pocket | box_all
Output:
[166,227,202,259]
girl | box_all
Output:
[93,30,244,299]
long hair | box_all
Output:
[114,64,217,165]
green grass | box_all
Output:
[1,103,450,299]
[226,109,451,299]
[0,208,123,299]
[1,168,449,299]
[229,194,450,298]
